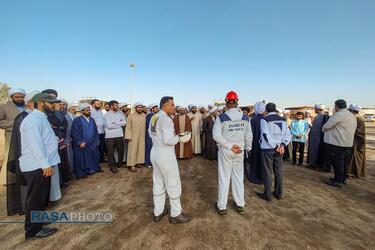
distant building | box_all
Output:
[285,106,316,118]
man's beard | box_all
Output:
[84,113,91,118]
[95,106,101,110]
[13,100,25,107]
[43,103,53,113]
[136,110,143,114]
[192,110,196,114]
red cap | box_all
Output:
[225,91,239,103]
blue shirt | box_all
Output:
[290,119,309,143]
[19,109,61,172]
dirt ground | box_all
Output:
[0,125,374,250]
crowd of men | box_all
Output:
[0,87,368,240]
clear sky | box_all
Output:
[1,0,374,108]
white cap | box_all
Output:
[8,88,26,97]
[283,109,291,114]
[24,91,40,103]
[78,103,91,112]
[314,104,325,110]
[133,102,143,108]
[179,131,192,143]
[208,103,214,109]
[198,105,204,109]
[349,104,361,112]
[148,103,158,109]
[254,101,266,115]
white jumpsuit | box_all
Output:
[149,110,183,217]
[213,108,253,210]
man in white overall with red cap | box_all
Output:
[213,91,253,215]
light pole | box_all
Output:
[130,63,136,105]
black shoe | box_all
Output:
[152,207,169,222]
[169,213,191,224]
[256,192,271,202]
[329,178,346,185]
[18,211,25,216]
[325,180,343,188]
[97,169,104,173]
[272,192,282,200]
[233,203,245,214]
[25,227,57,240]
[215,203,227,216]
[110,167,118,174]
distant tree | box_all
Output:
[0,82,10,103]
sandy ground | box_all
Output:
[0,125,374,250]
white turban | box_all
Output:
[119,103,128,108]
[254,101,266,115]
[178,106,186,111]
[283,110,291,114]
[8,88,26,97]
[218,105,225,111]
[198,105,204,109]
[190,104,197,109]
[78,103,90,112]
[304,110,312,114]
[208,106,217,114]
[314,104,325,110]
[208,103,214,109]
[148,103,158,109]
[133,102,143,108]
[349,104,361,112]
[24,91,40,103]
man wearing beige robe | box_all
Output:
[187,105,203,155]
[125,102,146,172]
[0,88,26,185]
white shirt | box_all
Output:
[91,107,105,134]
[260,112,292,150]
[19,109,61,172]
[104,110,127,139]
[212,108,253,151]
[322,108,357,147]
[149,110,179,148]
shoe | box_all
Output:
[169,213,191,224]
[136,164,144,168]
[25,227,57,240]
[215,203,227,216]
[152,208,169,222]
[272,192,282,200]
[233,203,245,214]
[325,180,343,188]
[129,166,137,172]
[256,192,271,202]
[329,178,346,185]
[110,167,118,174]
[18,211,25,216]
[97,169,104,173]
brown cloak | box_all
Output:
[173,114,193,159]
[348,116,366,177]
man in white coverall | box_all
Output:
[213,91,253,215]
[149,96,191,224]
